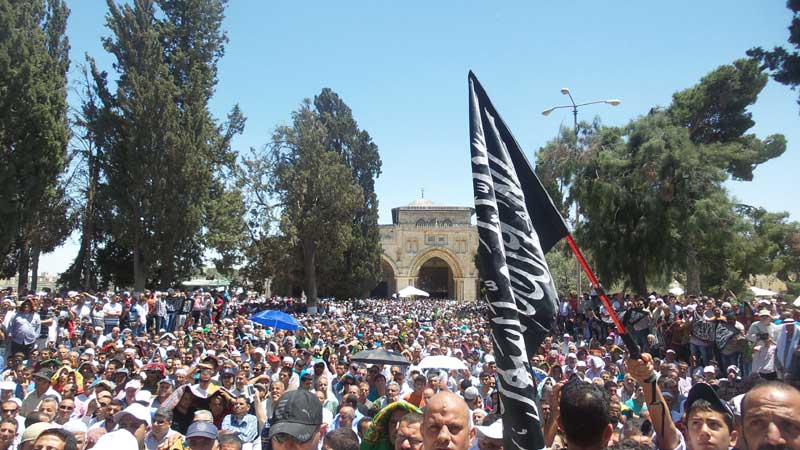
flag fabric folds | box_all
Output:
[468,71,567,450]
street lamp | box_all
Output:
[542,88,620,298]
[542,89,621,138]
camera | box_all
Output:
[757,333,769,341]
[245,384,256,401]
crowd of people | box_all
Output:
[0,286,796,450]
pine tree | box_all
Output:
[0,0,71,290]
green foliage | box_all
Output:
[538,59,789,295]
[534,121,602,217]
[205,184,248,278]
[243,90,382,305]
[0,0,72,287]
[667,59,785,180]
[748,0,800,112]
[544,241,592,296]
[313,89,383,298]
[736,207,800,295]
[70,0,245,290]
[268,100,363,306]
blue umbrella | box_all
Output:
[250,309,300,331]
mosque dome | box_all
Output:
[408,198,436,208]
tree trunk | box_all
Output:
[16,238,29,294]
[79,229,92,291]
[160,252,175,289]
[302,239,318,313]
[133,241,146,292]
[686,246,701,296]
[82,148,97,291]
[630,261,647,295]
[30,245,40,291]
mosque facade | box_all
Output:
[375,199,479,301]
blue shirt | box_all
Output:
[222,413,259,443]
[8,312,40,345]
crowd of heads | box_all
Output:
[0,285,796,450]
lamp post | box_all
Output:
[542,88,620,299]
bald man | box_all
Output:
[740,381,800,450]
[422,391,475,450]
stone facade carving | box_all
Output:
[377,199,479,301]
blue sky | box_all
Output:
[40,0,799,274]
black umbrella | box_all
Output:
[350,349,411,366]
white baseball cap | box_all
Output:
[93,429,139,450]
[476,420,502,439]
[113,402,152,427]
[135,390,152,403]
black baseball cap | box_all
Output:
[684,383,733,418]
[269,390,323,442]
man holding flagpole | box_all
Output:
[469,71,567,450]
[468,71,643,450]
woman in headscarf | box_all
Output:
[207,388,234,429]
[360,400,421,450]
[50,366,83,395]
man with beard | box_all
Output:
[740,381,800,450]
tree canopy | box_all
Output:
[0,0,72,291]
[65,0,246,290]
[537,59,792,295]
[748,0,800,112]
[241,90,382,307]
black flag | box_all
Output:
[469,71,567,450]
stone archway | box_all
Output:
[408,249,464,299]
[417,257,453,298]
[371,255,398,298]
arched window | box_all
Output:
[427,219,437,227]
[439,219,452,227]
[416,219,426,227]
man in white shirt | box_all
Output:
[102,297,122,334]
[70,295,92,321]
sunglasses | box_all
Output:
[1,409,17,414]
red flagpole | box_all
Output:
[564,234,641,357]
